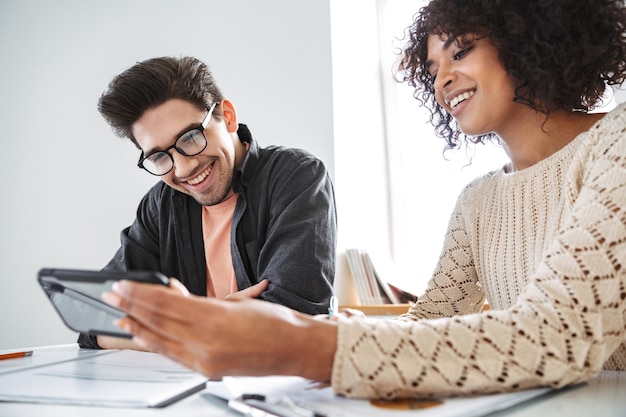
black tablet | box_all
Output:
[38,268,169,338]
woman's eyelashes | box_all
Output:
[427,45,475,82]
[453,45,473,61]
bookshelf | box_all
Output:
[343,248,418,306]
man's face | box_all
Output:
[132,98,244,206]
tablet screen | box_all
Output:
[38,269,168,338]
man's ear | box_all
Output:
[221,99,238,133]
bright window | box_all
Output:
[331,0,620,301]
[378,0,509,294]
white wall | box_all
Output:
[0,0,334,350]
[329,0,391,305]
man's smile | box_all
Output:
[187,163,213,185]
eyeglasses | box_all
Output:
[137,102,218,176]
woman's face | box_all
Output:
[425,33,523,137]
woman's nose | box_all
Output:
[433,63,454,92]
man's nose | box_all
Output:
[171,151,199,178]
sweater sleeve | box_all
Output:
[330,111,626,399]
[399,193,486,320]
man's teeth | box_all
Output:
[449,91,474,109]
[187,167,211,185]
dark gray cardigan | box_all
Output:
[79,125,336,348]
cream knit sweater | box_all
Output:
[332,104,626,399]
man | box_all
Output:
[79,56,336,350]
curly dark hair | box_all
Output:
[397,0,626,149]
[98,56,224,149]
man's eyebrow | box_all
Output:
[174,121,203,140]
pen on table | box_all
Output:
[0,351,33,361]
[328,295,338,318]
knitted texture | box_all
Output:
[332,104,626,399]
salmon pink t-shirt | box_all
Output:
[201,193,239,298]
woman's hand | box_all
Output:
[97,278,267,350]
[97,278,190,350]
[102,280,337,381]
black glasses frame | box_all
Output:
[137,101,218,176]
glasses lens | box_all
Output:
[138,125,208,176]
[176,129,207,156]
[143,151,173,175]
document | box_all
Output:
[204,375,552,417]
[0,349,207,408]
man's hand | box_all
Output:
[225,279,269,300]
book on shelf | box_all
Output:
[345,248,418,306]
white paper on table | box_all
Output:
[209,375,552,417]
[0,349,207,408]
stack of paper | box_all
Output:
[0,349,207,408]
[205,375,553,417]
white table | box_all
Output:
[0,344,624,417]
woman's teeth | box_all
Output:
[187,166,211,185]
[449,90,475,109]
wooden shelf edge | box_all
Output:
[339,304,412,316]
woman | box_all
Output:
[103,0,626,399]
